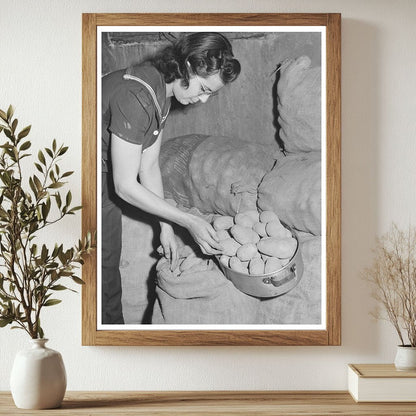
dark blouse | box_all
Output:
[101,62,171,172]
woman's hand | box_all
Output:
[160,223,179,271]
[185,215,223,255]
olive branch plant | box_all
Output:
[0,105,94,339]
[362,223,416,347]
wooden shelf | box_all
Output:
[2,391,416,415]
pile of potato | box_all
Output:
[213,210,298,275]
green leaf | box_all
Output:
[41,244,48,262]
[38,325,44,339]
[49,170,56,183]
[4,129,12,140]
[19,153,30,161]
[41,201,50,220]
[38,150,46,165]
[29,177,38,197]
[52,139,57,152]
[0,317,13,327]
[0,109,7,121]
[11,119,18,133]
[33,175,43,192]
[65,191,72,207]
[45,148,53,158]
[53,244,63,259]
[50,285,68,291]
[55,192,62,208]
[43,299,62,307]
[48,182,64,189]
[69,206,82,213]
[58,250,67,264]
[18,125,31,140]
[61,171,74,178]
[71,276,85,285]
[31,244,38,256]
[0,292,12,302]
[34,162,43,173]
[58,146,68,156]
[6,105,14,122]
[19,140,31,151]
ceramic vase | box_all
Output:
[10,338,67,409]
[394,345,416,371]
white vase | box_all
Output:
[10,338,67,409]
[394,345,416,371]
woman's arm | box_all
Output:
[139,131,179,268]
[111,132,187,224]
[138,131,165,200]
[110,133,222,255]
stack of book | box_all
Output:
[348,364,416,402]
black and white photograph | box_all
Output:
[97,26,326,330]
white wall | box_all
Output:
[1,0,415,391]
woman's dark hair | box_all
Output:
[151,32,241,87]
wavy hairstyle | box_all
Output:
[151,32,241,87]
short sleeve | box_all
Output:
[108,86,151,146]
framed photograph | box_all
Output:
[82,13,341,346]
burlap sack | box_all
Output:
[159,134,209,208]
[160,135,280,216]
[257,234,322,325]
[152,246,260,324]
[257,152,321,236]
[277,56,321,153]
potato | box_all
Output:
[219,254,230,268]
[213,215,234,231]
[243,209,260,223]
[261,253,272,262]
[236,243,258,261]
[259,210,279,224]
[216,229,231,241]
[265,221,292,238]
[264,257,285,273]
[235,211,258,227]
[229,256,248,273]
[249,257,265,275]
[252,250,262,259]
[220,238,241,256]
[234,213,255,228]
[230,224,260,245]
[253,221,267,237]
[257,237,297,259]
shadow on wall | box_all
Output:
[340,19,382,356]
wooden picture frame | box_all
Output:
[82,13,341,346]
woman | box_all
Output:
[101,32,241,324]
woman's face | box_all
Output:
[171,73,224,105]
